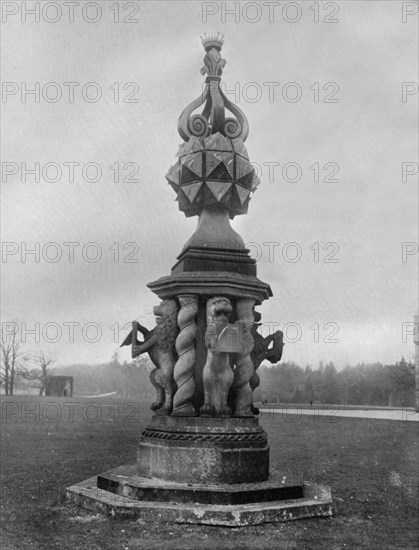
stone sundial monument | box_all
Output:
[67,35,332,525]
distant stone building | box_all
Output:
[45,376,73,397]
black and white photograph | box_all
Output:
[1,1,418,548]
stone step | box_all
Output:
[66,466,333,527]
[97,465,304,505]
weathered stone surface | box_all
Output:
[172,295,198,416]
[66,471,333,526]
[119,300,179,415]
[250,312,284,414]
[172,245,257,276]
[180,207,247,253]
[148,414,263,432]
[138,442,268,485]
[230,298,255,417]
[137,416,269,484]
[98,465,303,505]
[147,271,272,304]
[200,297,235,418]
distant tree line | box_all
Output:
[34,357,417,407]
[1,327,415,407]
[254,360,415,407]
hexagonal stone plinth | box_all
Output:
[66,465,333,526]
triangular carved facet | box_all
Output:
[206,181,233,201]
[205,151,225,177]
[182,181,203,203]
[177,142,189,158]
[182,153,203,179]
[250,171,261,191]
[207,161,233,182]
[165,163,181,187]
[235,155,254,181]
[182,164,202,185]
[232,138,249,159]
[186,136,204,154]
[235,184,251,205]
[236,170,256,190]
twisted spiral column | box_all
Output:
[232,298,256,417]
[172,295,198,416]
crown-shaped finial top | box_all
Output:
[176,35,249,146]
[200,32,224,52]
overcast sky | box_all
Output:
[1,0,418,369]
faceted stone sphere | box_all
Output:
[165,133,260,218]
[137,415,269,484]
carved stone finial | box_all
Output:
[166,37,258,219]
[176,36,249,143]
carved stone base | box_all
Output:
[137,415,269,484]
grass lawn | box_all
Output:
[0,396,418,550]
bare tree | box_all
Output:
[24,352,56,395]
[0,323,29,395]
